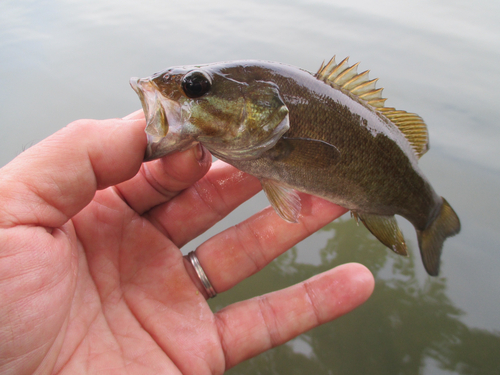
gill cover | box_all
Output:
[197,80,290,161]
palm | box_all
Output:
[53,197,221,374]
[0,116,373,375]
[72,184,230,374]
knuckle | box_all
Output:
[258,295,282,347]
[233,222,268,273]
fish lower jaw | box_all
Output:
[144,134,197,161]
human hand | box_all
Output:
[0,111,374,374]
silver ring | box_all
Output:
[188,251,217,298]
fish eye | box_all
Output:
[181,70,212,98]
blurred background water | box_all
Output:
[1,0,499,373]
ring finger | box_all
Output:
[185,193,348,298]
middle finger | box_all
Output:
[145,161,263,247]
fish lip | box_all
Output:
[130,77,171,160]
[130,77,197,161]
[130,77,168,137]
[130,77,152,123]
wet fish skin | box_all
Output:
[130,58,461,276]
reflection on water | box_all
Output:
[211,219,500,374]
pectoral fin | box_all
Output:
[260,178,301,223]
[266,137,340,169]
[356,212,408,256]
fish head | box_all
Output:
[130,63,290,161]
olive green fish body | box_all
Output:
[219,62,439,228]
[130,57,460,276]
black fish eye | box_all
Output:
[182,70,212,98]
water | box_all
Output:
[1,1,499,373]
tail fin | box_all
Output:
[417,198,461,276]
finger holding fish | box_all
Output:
[115,144,211,214]
[116,110,212,214]
[144,161,262,248]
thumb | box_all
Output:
[0,117,147,228]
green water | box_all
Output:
[218,218,500,374]
[1,1,499,373]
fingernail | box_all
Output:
[194,143,204,161]
[123,109,144,120]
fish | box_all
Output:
[129,56,461,276]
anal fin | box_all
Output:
[357,212,408,256]
[260,178,301,223]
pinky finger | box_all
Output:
[214,263,374,370]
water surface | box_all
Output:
[1,1,499,374]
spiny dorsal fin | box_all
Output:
[316,56,429,158]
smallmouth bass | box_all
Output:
[130,56,461,276]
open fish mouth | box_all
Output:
[130,77,195,161]
[129,77,168,141]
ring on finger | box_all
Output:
[188,251,217,298]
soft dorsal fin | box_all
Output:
[316,56,429,158]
